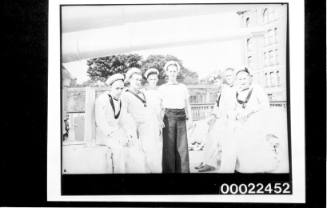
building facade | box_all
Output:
[237,6,287,102]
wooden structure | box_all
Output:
[62,86,287,142]
[62,87,113,174]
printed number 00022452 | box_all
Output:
[219,183,291,194]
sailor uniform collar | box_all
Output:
[126,88,147,107]
[236,87,253,109]
[107,94,121,119]
[112,96,119,102]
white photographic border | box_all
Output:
[48,0,305,203]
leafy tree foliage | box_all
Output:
[142,54,199,85]
[86,54,142,81]
[62,65,77,87]
[86,53,199,85]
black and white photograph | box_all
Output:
[47,0,306,203]
[61,3,289,174]
[5,0,327,206]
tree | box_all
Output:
[142,54,199,85]
[86,54,143,81]
[199,69,223,84]
[62,65,77,87]
[78,79,106,87]
[141,54,167,85]
[86,53,199,85]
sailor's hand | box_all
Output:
[126,134,136,146]
[236,112,248,122]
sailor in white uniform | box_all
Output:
[143,68,164,166]
[95,74,145,173]
[232,68,278,173]
[197,68,238,173]
[121,68,162,173]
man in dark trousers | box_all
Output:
[158,61,193,173]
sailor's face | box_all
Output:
[147,74,158,87]
[213,78,223,88]
[236,71,251,90]
[130,73,143,89]
[110,80,124,98]
[166,65,178,80]
[224,70,235,86]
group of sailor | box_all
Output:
[95,61,192,173]
[95,61,279,174]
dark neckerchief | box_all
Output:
[108,94,122,119]
[126,89,147,107]
[236,87,253,109]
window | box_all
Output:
[65,113,85,142]
[263,8,268,23]
[275,49,279,65]
[246,17,250,27]
[268,50,274,65]
[264,52,268,66]
[247,38,254,51]
[274,27,278,43]
[270,71,275,87]
[265,72,269,87]
[264,33,268,46]
[276,70,280,86]
[269,9,275,22]
[267,29,274,45]
[248,56,254,68]
[190,95,197,104]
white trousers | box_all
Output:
[138,122,162,173]
[233,112,278,173]
[204,119,237,173]
[103,138,126,173]
[103,129,147,173]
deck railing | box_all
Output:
[191,103,215,121]
[63,87,287,142]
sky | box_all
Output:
[64,11,246,84]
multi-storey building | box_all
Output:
[237,6,287,103]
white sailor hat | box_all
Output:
[144,68,159,79]
[125,67,142,82]
[236,67,252,76]
[164,61,181,73]
[105,73,125,86]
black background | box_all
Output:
[62,173,291,195]
[2,0,325,207]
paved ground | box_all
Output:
[189,150,217,173]
[188,145,289,173]
[189,150,204,173]
[187,110,290,174]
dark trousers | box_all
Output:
[162,109,190,173]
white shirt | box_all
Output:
[112,98,121,115]
[219,84,236,117]
[95,92,136,141]
[144,88,163,117]
[158,83,189,109]
[234,83,269,113]
[211,84,236,119]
